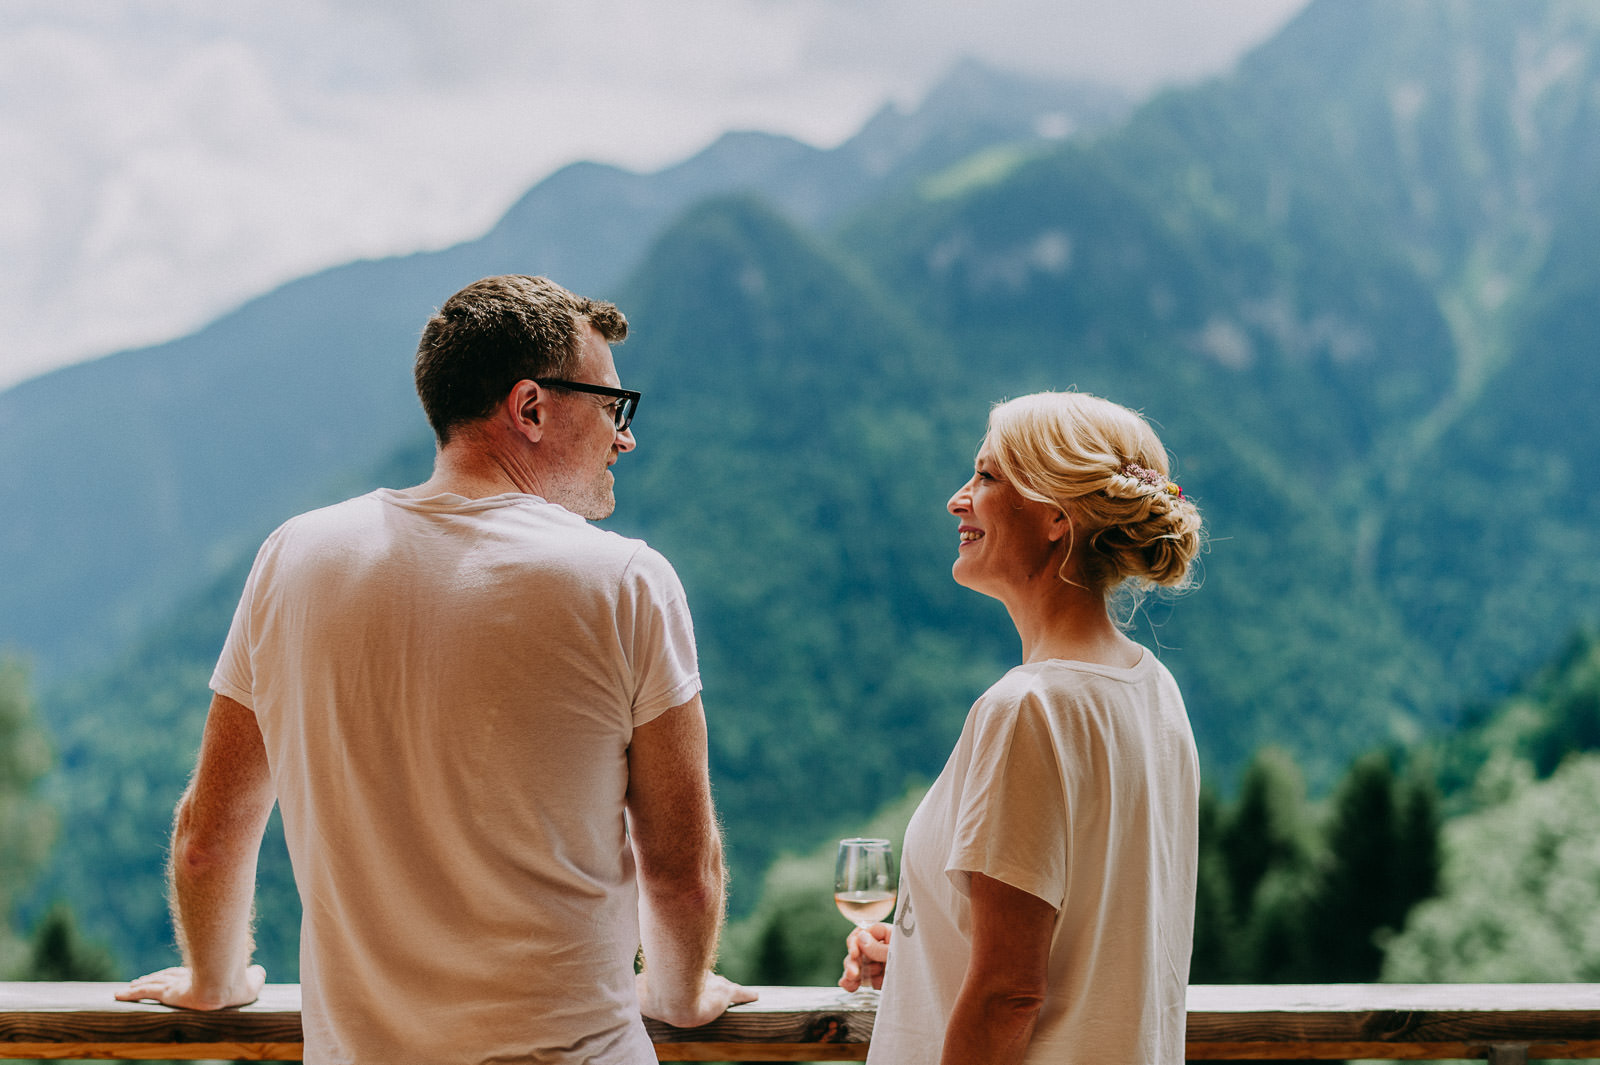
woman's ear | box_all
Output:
[1048,510,1071,543]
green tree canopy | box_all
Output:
[1194,745,1441,984]
[1384,752,1600,982]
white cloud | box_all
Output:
[0,0,1310,392]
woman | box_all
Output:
[841,391,1204,1064]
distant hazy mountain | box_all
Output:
[20,0,1600,972]
[1,60,1127,684]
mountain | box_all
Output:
[16,0,1600,973]
[838,0,1600,754]
[0,62,1128,684]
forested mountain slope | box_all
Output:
[18,0,1600,973]
[840,0,1600,753]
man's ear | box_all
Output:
[506,379,546,443]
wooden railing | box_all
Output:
[4,982,1600,1062]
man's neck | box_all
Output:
[405,435,548,501]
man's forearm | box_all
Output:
[168,791,262,1006]
[627,695,751,1025]
[117,694,274,1011]
[637,844,726,995]
[633,837,757,1028]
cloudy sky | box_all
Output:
[0,0,1310,392]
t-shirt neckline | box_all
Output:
[372,486,555,513]
[1017,647,1150,681]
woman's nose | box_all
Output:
[947,481,972,514]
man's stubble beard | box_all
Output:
[570,470,616,521]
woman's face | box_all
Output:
[946,437,1066,600]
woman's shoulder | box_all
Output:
[970,665,1081,724]
[976,652,1176,720]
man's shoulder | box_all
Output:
[254,490,367,536]
[266,489,389,540]
[515,504,661,568]
[265,491,684,583]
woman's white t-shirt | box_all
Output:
[868,652,1199,1065]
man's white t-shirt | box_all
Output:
[212,489,702,1065]
[869,653,1199,1065]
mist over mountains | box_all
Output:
[0,60,1130,685]
[10,0,1600,970]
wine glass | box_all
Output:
[835,837,896,1003]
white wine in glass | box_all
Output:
[835,837,895,1002]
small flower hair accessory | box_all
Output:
[1117,462,1183,500]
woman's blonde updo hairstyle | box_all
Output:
[985,391,1203,594]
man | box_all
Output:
[118,275,755,1063]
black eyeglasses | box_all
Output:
[535,379,641,432]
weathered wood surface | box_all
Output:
[0,981,303,1060]
[1185,984,1600,1060]
[5,982,1600,1060]
[0,983,872,1061]
[645,985,873,1061]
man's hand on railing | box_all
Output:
[838,922,891,993]
[636,969,758,1029]
[113,963,266,1011]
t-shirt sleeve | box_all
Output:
[210,537,272,711]
[619,545,702,726]
[944,691,1071,909]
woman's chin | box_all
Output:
[950,564,998,600]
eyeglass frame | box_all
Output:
[534,378,641,433]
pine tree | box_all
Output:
[1532,635,1600,774]
[1393,762,1443,921]
[0,657,56,976]
[21,902,116,981]
[1218,748,1312,928]
[751,916,794,985]
[1189,786,1236,982]
[1303,751,1442,981]
[1195,749,1319,983]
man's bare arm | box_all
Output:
[117,693,276,1009]
[627,693,756,1026]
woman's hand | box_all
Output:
[837,922,892,992]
